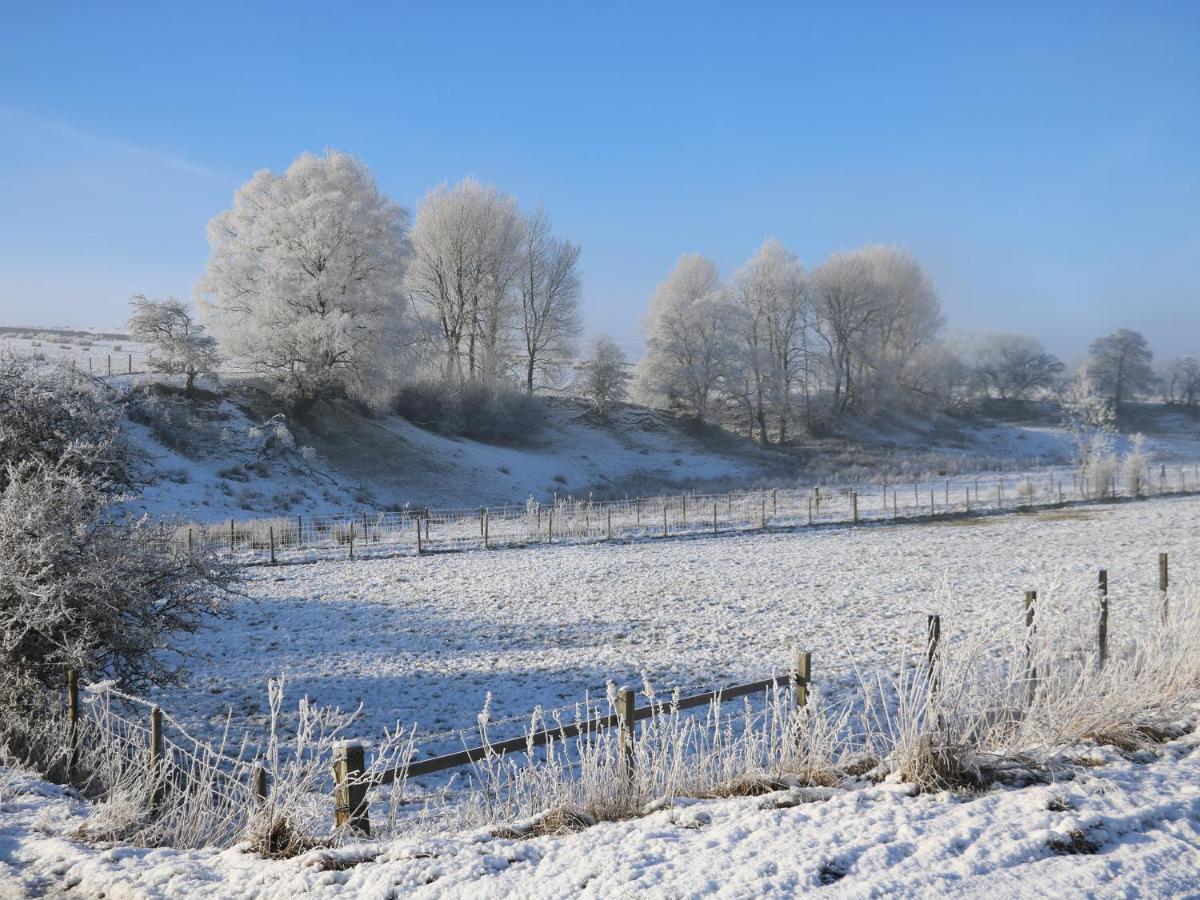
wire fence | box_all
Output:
[171,461,1200,565]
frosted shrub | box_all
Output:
[1122,433,1150,496]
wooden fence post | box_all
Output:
[1024,591,1037,700]
[349,521,355,560]
[149,706,163,805]
[548,508,554,542]
[794,651,811,710]
[332,741,371,835]
[1098,569,1108,668]
[851,491,858,524]
[1159,553,1168,624]
[483,510,489,549]
[808,496,813,525]
[772,489,777,518]
[268,526,276,565]
[127,353,132,374]
[682,493,687,526]
[67,669,79,780]
[416,515,423,554]
[636,497,641,527]
[617,687,636,795]
[662,502,668,537]
[760,496,767,529]
[107,354,111,375]
[297,514,303,549]
[926,615,941,696]
[608,507,613,540]
[187,528,193,554]
[252,761,268,806]
[229,518,235,552]
[712,502,718,534]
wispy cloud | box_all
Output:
[0,103,237,185]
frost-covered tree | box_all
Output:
[127,295,221,396]
[579,336,630,416]
[196,150,411,414]
[406,178,524,382]
[729,239,811,442]
[634,254,732,421]
[1086,328,1154,409]
[1159,357,1200,408]
[517,207,582,393]
[971,333,1063,401]
[812,245,942,415]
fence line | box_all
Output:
[170,461,1200,565]
[58,549,1182,840]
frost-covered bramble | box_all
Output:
[197,150,411,415]
[0,458,235,707]
[0,354,130,495]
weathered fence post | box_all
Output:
[268,526,276,565]
[297,514,303,549]
[483,510,489,549]
[617,687,636,796]
[760,496,767,529]
[1024,590,1037,699]
[1159,552,1169,624]
[416,515,423,554]
[662,502,668,537]
[548,508,554,542]
[926,615,941,696]
[636,497,641,527]
[794,651,811,710]
[187,528,193,554]
[851,491,858,524]
[772,489,777,518]
[332,741,371,835]
[349,521,355,560]
[67,669,79,780]
[252,761,268,806]
[712,502,718,534]
[107,354,112,375]
[608,507,613,540]
[1098,569,1108,668]
[808,496,813,525]
[229,517,235,552]
[127,352,132,374]
[149,705,163,805]
[682,493,687,526]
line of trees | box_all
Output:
[124,148,1195,437]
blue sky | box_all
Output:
[2,1,1197,361]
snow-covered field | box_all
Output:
[143,493,1200,762]
[4,494,1200,897]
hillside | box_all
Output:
[110,375,1200,522]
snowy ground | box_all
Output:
[4,702,1199,896]
[4,495,1200,897]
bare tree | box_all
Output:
[406,178,523,382]
[579,336,630,416]
[972,333,1063,401]
[1086,328,1154,408]
[127,295,221,396]
[634,254,732,421]
[1161,357,1200,408]
[517,207,582,394]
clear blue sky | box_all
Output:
[2,1,1197,362]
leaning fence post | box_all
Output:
[925,614,942,704]
[149,705,163,805]
[794,651,812,710]
[252,760,269,806]
[1159,552,1169,624]
[1098,569,1108,668]
[67,669,79,780]
[617,687,636,795]
[332,741,371,835]
[1024,591,1037,699]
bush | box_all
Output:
[393,378,546,443]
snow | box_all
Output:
[4,495,1200,895]
[4,721,1200,896]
